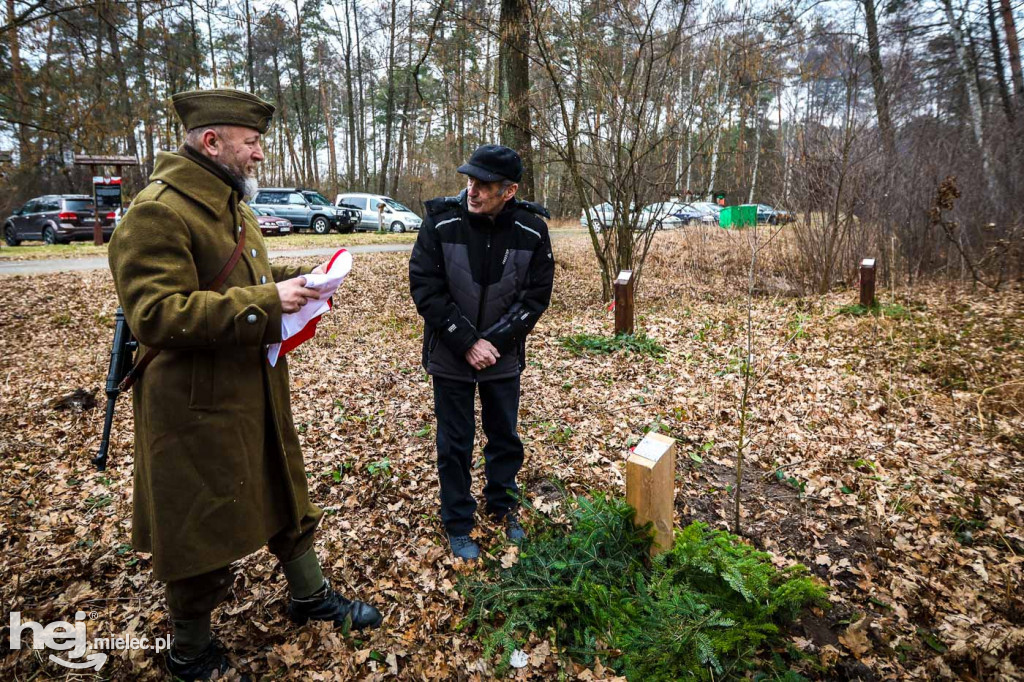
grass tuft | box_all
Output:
[837,302,911,319]
[559,332,666,358]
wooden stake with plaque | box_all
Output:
[626,432,676,556]
[859,258,876,307]
[614,270,634,335]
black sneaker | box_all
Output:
[448,534,481,560]
[288,581,383,632]
[505,517,527,543]
[165,639,245,681]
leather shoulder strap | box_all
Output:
[119,224,248,391]
[204,222,246,292]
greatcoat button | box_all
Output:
[246,314,257,324]
[260,275,267,284]
[250,248,258,257]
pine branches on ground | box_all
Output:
[459,495,828,679]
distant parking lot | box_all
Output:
[0,231,419,262]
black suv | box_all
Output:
[4,195,116,246]
[249,188,360,234]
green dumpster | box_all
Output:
[719,206,733,228]
[719,204,757,229]
[735,204,757,227]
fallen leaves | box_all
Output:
[0,231,1022,679]
[839,616,872,658]
[500,545,520,569]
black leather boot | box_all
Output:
[165,639,247,681]
[287,581,383,632]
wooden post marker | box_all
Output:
[614,270,634,336]
[626,432,676,556]
[859,258,876,307]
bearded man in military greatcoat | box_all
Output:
[108,88,382,681]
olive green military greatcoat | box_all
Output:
[108,150,322,581]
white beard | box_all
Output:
[243,177,259,201]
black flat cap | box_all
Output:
[457,144,523,183]
[171,88,276,134]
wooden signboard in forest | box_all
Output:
[626,432,676,556]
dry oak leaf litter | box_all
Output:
[0,229,1021,679]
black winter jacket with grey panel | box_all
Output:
[409,191,555,382]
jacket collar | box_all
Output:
[150,149,238,218]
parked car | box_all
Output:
[639,201,698,230]
[755,204,794,224]
[250,188,360,234]
[689,202,723,222]
[581,202,613,231]
[665,203,705,225]
[580,202,636,232]
[113,203,130,228]
[3,194,115,246]
[334,193,422,232]
[677,202,719,224]
[249,206,293,236]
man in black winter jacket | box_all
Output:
[409,144,555,560]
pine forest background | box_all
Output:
[1,0,1023,290]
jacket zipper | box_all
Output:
[475,229,492,380]
[477,230,492,328]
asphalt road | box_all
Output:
[0,230,582,276]
[0,243,415,277]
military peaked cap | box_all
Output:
[171,88,276,134]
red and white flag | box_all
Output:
[267,248,352,366]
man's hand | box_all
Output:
[276,277,321,313]
[465,339,500,370]
[311,259,331,275]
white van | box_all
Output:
[334,193,422,233]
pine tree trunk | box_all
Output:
[986,0,1014,124]
[483,8,493,139]
[206,0,218,87]
[456,11,466,161]
[293,0,312,185]
[6,0,31,163]
[188,0,200,87]
[863,0,896,158]
[318,41,338,197]
[498,0,534,198]
[391,0,415,198]
[95,0,105,106]
[941,0,996,193]
[334,0,356,186]
[999,0,1023,105]
[380,0,398,194]
[353,0,367,185]
[244,0,255,91]
[106,10,139,159]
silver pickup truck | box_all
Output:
[250,188,361,234]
